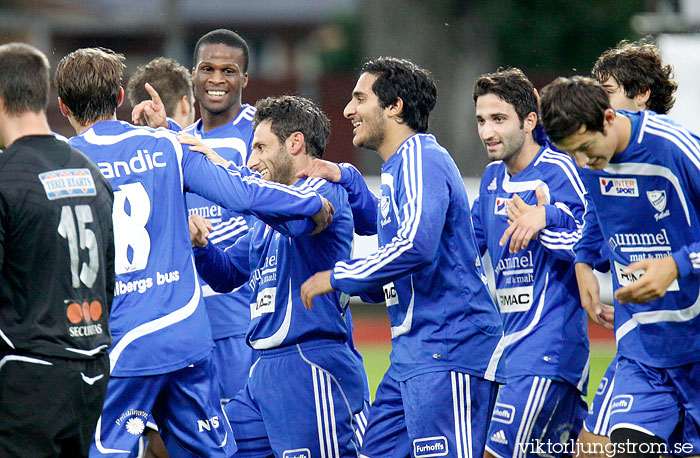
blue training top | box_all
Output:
[70,120,323,375]
[575,110,700,368]
[331,133,505,382]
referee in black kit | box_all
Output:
[0,42,115,458]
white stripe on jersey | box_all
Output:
[199,137,248,161]
[645,115,700,171]
[65,344,110,357]
[390,275,414,338]
[691,252,700,269]
[603,162,692,226]
[249,278,293,350]
[553,201,576,220]
[501,172,552,203]
[0,327,15,349]
[233,170,320,202]
[334,138,423,280]
[535,149,587,204]
[540,229,580,243]
[209,217,248,245]
[233,105,256,125]
[108,259,202,373]
[485,274,550,380]
[0,354,52,372]
[300,177,327,191]
[615,289,700,342]
[82,124,186,192]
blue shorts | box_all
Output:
[485,376,587,458]
[225,340,368,458]
[90,353,235,458]
[360,370,498,458]
[213,334,258,402]
[584,354,618,437]
[608,355,700,454]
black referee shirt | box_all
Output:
[0,135,114,360]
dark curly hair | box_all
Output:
[472,67,539,126]
[592,37,677,114]
[253,95,330,159]
[360,57,437,133]
[540,76,610,144]
[194,29,249,73]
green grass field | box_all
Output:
[356,342,617,404]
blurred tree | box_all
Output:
[476,0,647,83]
[317,15,362,75]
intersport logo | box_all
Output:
[600,177,639,197]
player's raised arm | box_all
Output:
[131,83,169,128]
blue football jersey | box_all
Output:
[184,105,255,339]
[69,120,324,375]
[575,111,700,368]
[194,178,354,349]
[471,146,589,391]
[331,134,505,382]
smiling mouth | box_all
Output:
[206,90,227,97]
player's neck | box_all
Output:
[0,111,51,148]
[72,114,118,136]
[201,102,243,132]
[504,134,540,176]
[613,113,632,154]
[377,123,417,162]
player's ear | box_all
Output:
[523,111,538,133]
[117,87,124,108]
[387,97,404,121]
[179,95,191,115]
[603,108,616,129]
[287,131,305,156]
[241,72,248,90]
[58,97,72,118]
[637,88,651,109]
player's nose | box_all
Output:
[343,100,355,119]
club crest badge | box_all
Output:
[647,190,669,221]
[380,195,390,219]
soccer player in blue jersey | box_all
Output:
[126,55,198,458]
[541,76,700,458]
[300,57,505,458]
[181,30,258,412]
[136,27,259,404]
[189,95,368,457]
[135,29,370,425]
[132,32,260,413]
[54,47,333,458]
[471,68,589,458]
[577,39,679,457]
[127,57,195,131]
